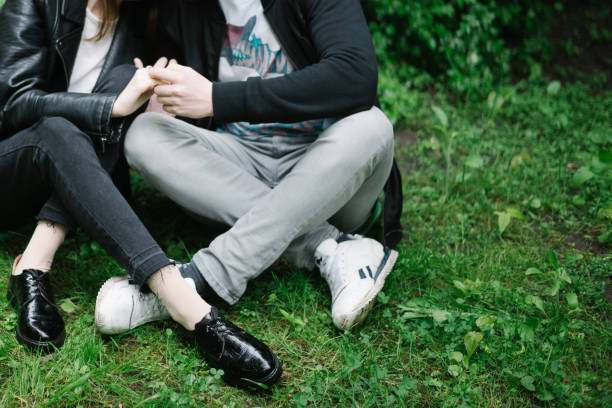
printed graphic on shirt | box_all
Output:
[217,14,325,138]
[221,17,291,77]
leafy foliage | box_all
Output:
[362,0,554,95]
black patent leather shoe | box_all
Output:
[7,269,66,353]
[195,307,282,389]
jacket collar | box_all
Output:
[61,0,86,26]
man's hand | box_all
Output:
[111,57,168,118]
[150,62,214,118]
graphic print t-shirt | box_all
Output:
[217,0,325,138]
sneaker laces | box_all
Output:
[137,290,167,315]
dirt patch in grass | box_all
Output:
[565,232,609,255]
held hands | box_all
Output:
[112,58,214,119]
[111,57,168,118]
[149,62,214,118]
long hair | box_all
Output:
[89,1,159,44]
[90,0,120,41]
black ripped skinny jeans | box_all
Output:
[0,65,169,286]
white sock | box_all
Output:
[147,265,211,330]
[15,221,67,275]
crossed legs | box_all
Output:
[125,107,395,304]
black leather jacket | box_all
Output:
[157,0,404,247]
[0,0,151,142]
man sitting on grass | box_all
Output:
[95,0,403,332]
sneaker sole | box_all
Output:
[95,277,126,334]
[95,277,169,335]
[336,248,398,331]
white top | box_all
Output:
[218,0,262,26]
[68,8,117,93]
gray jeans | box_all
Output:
[125,107,394,304]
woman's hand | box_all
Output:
[111,57,168,118]
[145,94,175,116]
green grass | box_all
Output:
[0,73,610,407]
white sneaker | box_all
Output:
[95,276,183,334]
[315,236,398,330]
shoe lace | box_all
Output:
[138,291,166,315]
[127,292,167,330]
[24,272,56,308]
[204,320,230,359]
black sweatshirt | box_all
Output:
[158,0,379,125]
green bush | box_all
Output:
[362,0,554,95]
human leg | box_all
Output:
[18,64,138,276]
[0,117,171,350]
[125,112,274,226]
[125,112,340,273]
[118,107,395,330]
[35,64,137,231]
[190,107,395,304]
[25,133,129,274]
[9,118,215,315]
[1,120,282,384]
[13,221,67,275]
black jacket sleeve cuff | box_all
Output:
[102,93,129,143]
[212,81,247,124]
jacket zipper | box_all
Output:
[52,1,60,35]
[55,41,69,85]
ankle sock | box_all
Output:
[337,233,354,243]
[178,262,226,306]
[179,262,208,295]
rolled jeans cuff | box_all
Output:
[129,246,171,288]
[36,198,77,231]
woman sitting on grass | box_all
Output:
[0,0,281,388]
